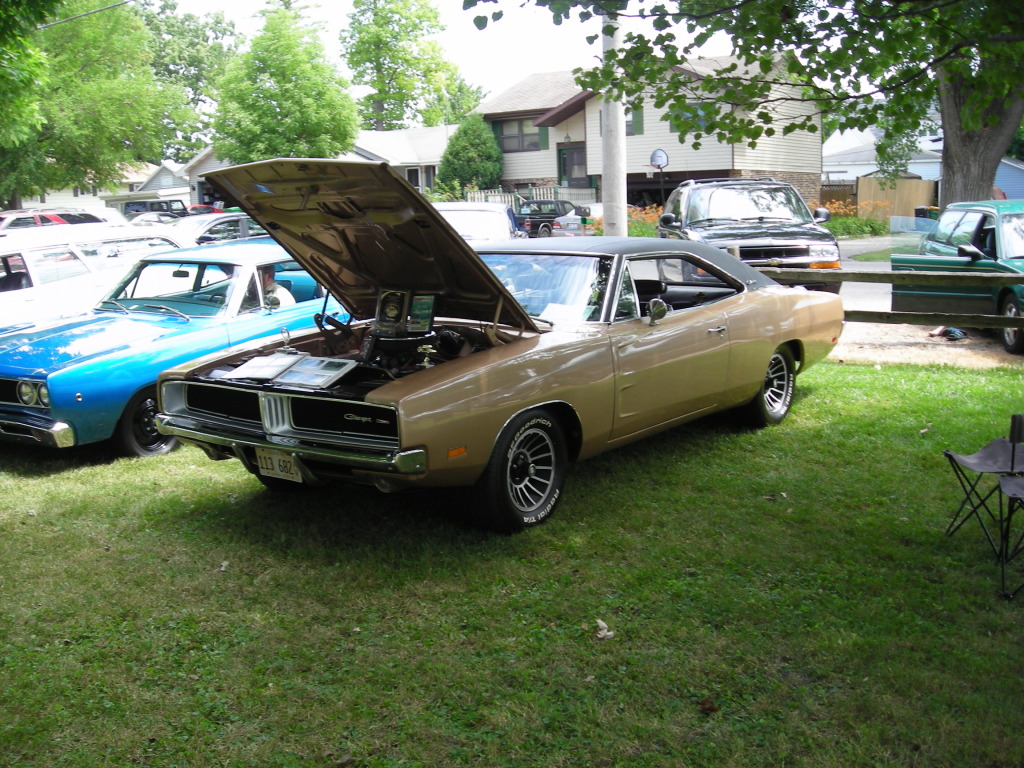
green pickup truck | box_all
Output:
[891,199,1024,353]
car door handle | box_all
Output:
[707,326,727,335]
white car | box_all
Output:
[433,202,527,241]
[170,212,269,245]
[0,223,185,327]
[551,203,635,237]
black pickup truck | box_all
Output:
[516,199,582,237]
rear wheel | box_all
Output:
[473,409,566,532]
[739,346,795,427]
[116,387,178,457]
[538,225,552,237]
[1001,295,1024,354]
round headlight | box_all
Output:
[37,384,50,408]
[17,381,38,406]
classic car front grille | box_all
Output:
[174,382,400,449]
[185,384,261,423]
[738,245,810,262]
[290,397,399,441]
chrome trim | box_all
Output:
[155,413,426,475]
[0,418,75,448]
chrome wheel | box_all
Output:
[506,424,557,513]
[1002,296,1024,354]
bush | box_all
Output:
[812,198,892,238]
[590,205,663,237]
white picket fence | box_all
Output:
[466,186,598,208]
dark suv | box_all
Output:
[516,199,582,238]
[657,178,840,292]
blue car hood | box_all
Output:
[0,312,203,376]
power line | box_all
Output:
[37,0,138,31]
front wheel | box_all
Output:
[473,409,567,532]
[116,387,178,457]
[1001,295,1024,354]
[739,346,795,427]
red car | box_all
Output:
[0,208,105,230]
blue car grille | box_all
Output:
[0,379,18,405]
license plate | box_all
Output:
[255,447,302,483]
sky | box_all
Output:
[170,0,617,98]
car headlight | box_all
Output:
[809,244,841,268]
[16,380,48,407]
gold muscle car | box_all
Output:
[155,159,844,531]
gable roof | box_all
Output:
[475,71,584,117]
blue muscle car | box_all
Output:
[0,238,341,456]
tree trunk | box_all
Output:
[937,65,1024,209]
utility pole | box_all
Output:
[601,13,628,237]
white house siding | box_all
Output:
[503,145,559,184]
[583,97,733,176]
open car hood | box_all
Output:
[203,159,537,332]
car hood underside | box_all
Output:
[202,159,537,333]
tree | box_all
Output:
[341,0,461,130]
[436,113,503,193]
[420,72,485,127]
[0,0,187,207]
[465,1,1024,208]
[0,0,65,147]
[136,0,239,161]
[212,5,358,163]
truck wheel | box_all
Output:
[538,225,552,237]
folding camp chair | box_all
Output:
[943,414,1024,556]
[998,474,1024,599]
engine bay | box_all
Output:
[194,288,518,399]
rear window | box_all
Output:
[61,212,103,224]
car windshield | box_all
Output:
[437,210,511,241]
[1001,212,1024,258]
[687,185,812,224]
[480,252,611,323]
[99,260,237,318]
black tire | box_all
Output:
[538,225,552,237]
[1001,295,1024,354]
[116,387,178,457]
[473,409,566,532]
[740,346,795,427]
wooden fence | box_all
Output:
[757,268,1024,330]
[467,186,598,208]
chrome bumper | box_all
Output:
[0,416,75,449]
[155,413,427,476]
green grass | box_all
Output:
[3,362,1024,767]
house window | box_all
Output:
[407,168,421,189]
[500,119,541,152]
[598,107,644,137]
[424,166,436,189]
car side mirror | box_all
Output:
[957,243,988,261]
[659,213,680,229]
[812,207,831,223]
[196,235,216,245]
[648,298,668,325]
[264,295,281,311]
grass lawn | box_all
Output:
[2,361,1024,767]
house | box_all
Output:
[18,163,158,213]
[101,161,190,214]
[474,61,825,206]
[823,129,1024,200]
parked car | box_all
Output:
[0,207,107,230]
[154,159,844,531]
[433,201,526,241]
[121,199,189,219]
[656,178,841,292]
[0,239,342,457]
[171,212,268,246]
[551,202,637,237]
[0,223,186,326]
[891,199,1024,353]
[516,198,584,237]
[130,211,182,226]
[187,204,224,215]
